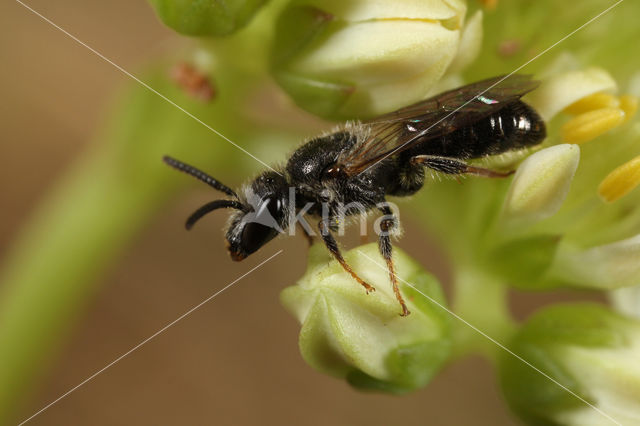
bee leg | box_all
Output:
[318,219,375,294]
[411,155,514,178]
[298,222,314,246]
[377,205,410,316]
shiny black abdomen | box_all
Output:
[407,100,546,159]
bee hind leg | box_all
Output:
[411,155,514,178]
[318,219,375,294]
[377,205,410,316]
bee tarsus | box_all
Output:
[410,155,515,177]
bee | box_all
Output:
[164,74,546,316]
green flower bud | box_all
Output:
[500,303,640,425]
[270,0,480,119]
[280,243,451,393]
[501,144,580,226]
[148,0,268,37]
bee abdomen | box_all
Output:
[427,100,546,159]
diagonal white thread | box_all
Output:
[14,0,282,176]
[18,250,284,425]
[356,250,622,426]
[359,0,625,175]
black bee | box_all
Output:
[164,74,546,316]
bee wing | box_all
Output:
[337,75,540,176]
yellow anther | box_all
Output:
[598,155,640,202]
[561,107,625,144]
[563,92,620,115]
[619,94,638,123]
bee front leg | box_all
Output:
[411,155,514,178]
[318,219,375,294]
[377,205,410,316]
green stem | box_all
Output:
[0,151,169,422]
[451,267,516,364]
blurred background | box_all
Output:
[0,1,605,425]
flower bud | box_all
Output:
[526,67,617,121]
[281,243,451,393]
[501,144,580,225]
[548,233,640,290]
[270,0,480,119]
[500,303,640,425]
[148,0,268,36]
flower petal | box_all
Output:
[446,10,483,74]
[302,0,466,23]
[610,286,640,320]
[550,234,640,289]
[526,68,617,121]
[289,19,460,115]
[501,144,580,224]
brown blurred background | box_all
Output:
[1,1,598,425]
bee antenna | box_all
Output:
[163,155,237,198]
[185,200,244,230]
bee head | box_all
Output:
[225,171,289,261]
[163,156,289,261]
